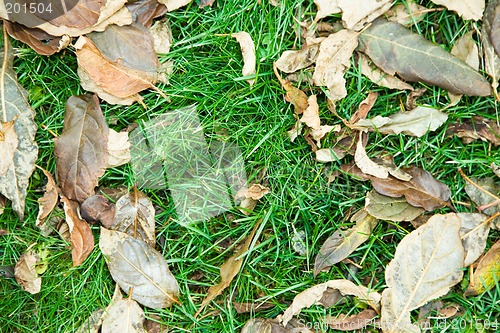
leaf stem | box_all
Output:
[458,168,500,202]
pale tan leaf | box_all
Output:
[492,163,500,178]
[244,184,270,201]
[232,32,256,87]
[75,309,106,333]
[338,0,393,30]
[313,30,358,101]
[464,177,500,229]
[385,1,429,26]
[300,95,321,130]
[310,124,341,147]
[354,135,389,179]
[325,309,377,331]
[0,117,18,175]
[315,148,345,163]
[195,220,262,317]
[314,0,341,21]
[314,210,378,276]
[157,0,193,11]
[449,31,480,104]
[381,214,464,333]
[430,0,484,21]
[465,240,500,296]
[35,167,59,229]
[287,121,304,142]
[359,53,414,91]
[280,279,381,326]
[107,129,131,168]
[276,44,320,73]
[349,91,379,124]
[365,190,424,222]
[150,18,172,54]
[99,228,179,309]
[14,250,41,294]
[457,212,490,267]
[102,299,147,333]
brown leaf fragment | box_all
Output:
[107,129,131,168]
[102,299,147,333]
[464,177,500,229]
[465,240,500,296]
[200,0,215,8]
[237,184,270,215]
[338,0,393,31]
[359,53,414,90]
[75,308,106,333]
[314,209,378,276]
[0,228,7,235]
[350,92,378,124]
[126,0,168,28]
[314,0,341,21]
[61,197,95,267]
[276,44,320,73]
[14,250,41,294]
[144,315,169,333]
[457,213,490,267]
[241,318,314,333]
[447,116,500,146]
[149,18,173,54]
[358,18,491,96]
[195,220,262,317]
[300,95,321,130]
[325,308,377,331]
[54,94,108,203]
[5,21,67,56]
[274,63,309,114]
[491,1,500,56]
[0,195,5,216]
[365,190,425,222]
[35,167,59,229]
[157,0,193,11]
[80,195,116,228]
[492,163,500,178]
[354,134,389,179]
[385,1,429,26]
[233,301,275,314]
[0,117,18,175]
[430,0,484,21]
[232,32,256,87]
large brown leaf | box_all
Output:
[5,22,67,56]
[358,18,491,96]
[54,94,108,203]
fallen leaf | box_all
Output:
[237,184,270,215]
[492,163,500,178]
[35,167,59,229]
[61,197,95,267]
[465,240,500,296]
[313,30,358,101]
[338,0,393,31]
[241,318,314,333]
[381,214,464,333]
[385,0,429,26]
[102,299,147,333]
[314,0,341,21]
[75,309,106,333]
[447,116,500,146]
[14,250,41,294]
[232,32,256,87]
[430,0,484,21]
[315,148,345,163]
[359,53,414,91]
[195,220,262,317]
[280,279,381,326]
[276,44,320,73]
[126,0,168,28]
[0,195,5,216]
[80,195,116,228]
[365,190,425,222]
[287,120,304,142]
[274,63,309,114]
[349,91,378,124]
[200,0,215,8]
[149,18,173,54]
[107,129,131,168]
[464,177,500,228]
[0,117,18,175]
[99,228,179,308]
[144,315,169,333]
[314,209,378,276]
[233,301,275,314]
[457,213,490,267]
[350,106,448,138]
[157,0,193,11]
[0,40,38,220]
[490,1,500,56]
[300,95,321,130]
[354,134,390,179]
[482,0,500,99]
[111,190,155,246]
[54,94,108,203]
[358,18,491,96]
[325,308,377,331]
[5,21,67,56]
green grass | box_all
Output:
[1,0,500,332]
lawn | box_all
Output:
[0,0,499,332]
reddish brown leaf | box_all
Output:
[5,21,66,56]
[273,63,309,114]
[349,92,378,124]
[35,166,59,229]
[447,116,500,146]
[126,0,168,28]
[80,195,116,228]
[54,94,108,203]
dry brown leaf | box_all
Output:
[280,279,381,326]
[274,63,309,114]
[287,121,304,142]
[232,32,256,87]
[200,0,215,8]
[314,0,341,21]
[381,214,465,333]
[157,0,193,11]
[4,21,67,56]
[300,95,321,130]
[447,116,500,146]
[313,30,358,102]
[54,94,108,203]
[0,117,18,175]
[80,195,116,228]
[75,309,106,333]
[315,148,345,163]
[14,250,41,294]
[457,213,490,267]
[430,0,484,21]
[314,209,378,276]
[195,220,262,317]
[325,309,378,331]
[385,1,429,26]
[107,129,131,168]
[61,197,95,267]
[241,318,314,333]
[237,184,270,215]
[464,177,500,229]
[482,0,500,99]
[233,301,275,314]
[150,18,173,54]
[338,0,393,30]
[465,240,500,296]
[491,1,500,56]
[492,163,500,177]
[102,299,147,333]
[126,0,168,28]
[359,53,414,91]
[276,44,320,73]
[35,167,59,229]
[144,315,169,333]
[365,190,425,222]
[449,31,480,104]
[354,134,389,179]
[349,92,378,124]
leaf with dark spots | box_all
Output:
[358,18,491,96]
[54,94,108,203]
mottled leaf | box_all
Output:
[80,195,116,228]
[338,0,393,30]
[149,17,173,54]
[75,309,106,333]
[276,44,320,73]
[126,0,168,28]
[14,250,41,294]
[365,190,424,222]
[102,299,147,333]
[465,240,500,296]
[464,177,500,229]
[457,213,490,267]
[430,0,484,21]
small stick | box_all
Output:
[458,168,500,202]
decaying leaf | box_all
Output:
[325,309,378,331]
[112,190,155,246]
[483,0,500,99]
[314,209,378,276]
[464,177,500,229]
[62,197,95,267]
[349,91,378,124]
[107,129,131,168]
[276,44,320,73]
[274,63,309,114]
[492,163,500,178]
[80,195,116,228]
[0,39,38,220]
[14,250,41,294]
[465,240,500,296]
[0,195,5,216]
[195,220,262,317]
[447,116,500,146]
[5,21,68,56]
[381,214,465,333]
[75,309,106,333]
[490,1,500,56]
[338,0,393,31]
[150,17,173,54]
[280,279,381,326]
[314,0,341,21]
[35,167,59,229]
[365,190,425,222]
[157,0,193,12]
[0,116,18,175]
[313,30,358,101]
[200,0,215,8]
[457,213,489,267]
[241,318,314,333]
[430,0,484,21]
[233,301,275,314]
[354,134,390,179]
[350,106,448,138]
[126,0,168,28]
[54,94,108,203]
[359,53,414,91]
[385,1,429,26]
[232,32,256,87]
[237,184,270,215]
[102,299,147,333]
[358,18,491,96]
[99,228,179,308]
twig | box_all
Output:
[458,168,500,202]
[1,23,8,122]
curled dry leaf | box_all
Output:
[102,299,147,333]
[35,167,59,229]
[349,91,378,124]
[54,94,108,203]
[465,240,500,296]
[358,18,491,96]
[61,197,95,267]
[14,250,41,294]
[80,195,116,228]
[381,214,464,333]
[447,116,500,146]
[273,63,309,114]
[430,0,484,21]
[314,0,341,21]
[354,134,389,179]
[150,17,173,54]
[231,32,256,87]
[280,279,381,326]
[237,184,270,215]
[457,213,489,267]
[325,308,378,331]
[276,44,320,73]
[385,0,429,26]
[359,53,414,91]
[365,190,425,222]
[338,0,393,31]
[107,129,131,168]
[4,21,67,56]
[195,220,261,317]
[99,228,179,309]
[314,209,378,276]
[313,30,358,102]
[350,106,448,138]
